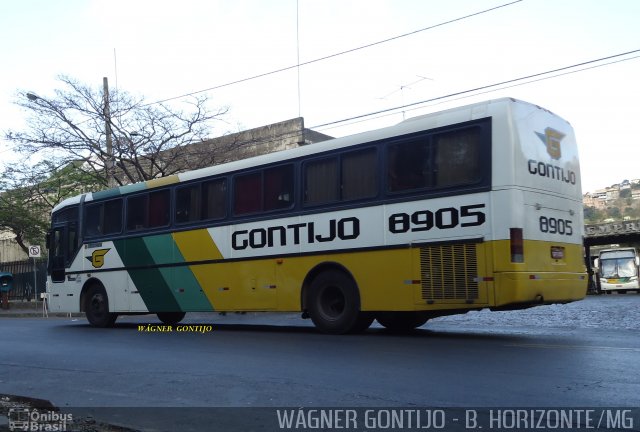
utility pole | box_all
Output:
[103,77,115,187]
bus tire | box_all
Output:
[307,269,370,334]
[157,312,186,326]
[376,312,429,332]
[85,284,117,328]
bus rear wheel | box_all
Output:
[376,312,429,332]
[307,270,372,334]
[85,284,117,328]
[157,312,186,326]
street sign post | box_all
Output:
[28,246,41,304]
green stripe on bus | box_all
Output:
[92,188,121,201]
[119,183,147,195]
[144,235,214,312]
[113,237,181,312]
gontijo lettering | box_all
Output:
[232,217,359,250]
[528,159,577,185]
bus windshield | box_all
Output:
[601,258,637,278]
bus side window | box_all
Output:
[387,139,431,192]
[84,203,102,237]
[127,194,148,231]
[304,157,338,205]
[176,184,201,223]
[342,148,377,200]
[202,178,226,220]
[264,165,293,210]
[149,189,170,228]
[234,172,262,215]
[434,127,481,187]
[103,199,123,234]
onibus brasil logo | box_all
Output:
[8,408,73,431]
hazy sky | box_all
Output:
[1,0,638,193]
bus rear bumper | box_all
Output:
[492,272,587,308]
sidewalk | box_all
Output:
[0,300,83,318]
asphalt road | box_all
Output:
[1,294,639,431]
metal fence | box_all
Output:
[1,258,47,301]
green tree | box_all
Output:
[606,206,621,220]
[0,160,98,255]
[583,206,603,223]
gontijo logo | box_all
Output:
[528,127,576,185]
[86,248,110,268]
[536,127,565,160]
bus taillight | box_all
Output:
[510,228,524,263]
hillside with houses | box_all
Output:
[583,179,640,224]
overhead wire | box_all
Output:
[311,49,640,131]
[143,0,523,106]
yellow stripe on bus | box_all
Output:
[172,229,224,261]
[146,175,180,189]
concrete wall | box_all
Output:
[191,117,332,165]
[0,236,27,263]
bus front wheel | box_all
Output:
[157,312,186,326]
[84,284,117,328]
[307,270,372,334]
[376,312,429,332]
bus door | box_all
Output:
[48,226,66,283]
[48,205,80,284]
[48,222,78,283]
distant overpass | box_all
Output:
[584,219,640,247]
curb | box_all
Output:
[0,312,84,318]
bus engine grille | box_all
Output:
[420,243,479,301]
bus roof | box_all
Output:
[52,97,563,213]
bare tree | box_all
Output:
[5,75,232,187]
[1,75,234,255]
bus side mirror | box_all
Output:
[636,256,640,267]
[45,232,51,250]
[593,258,599,270]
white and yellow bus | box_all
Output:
[595,248,640,294]
[46,98,587,333]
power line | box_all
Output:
[311,49,640,131]
[317,53,640,132]
[144,0,523,106]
